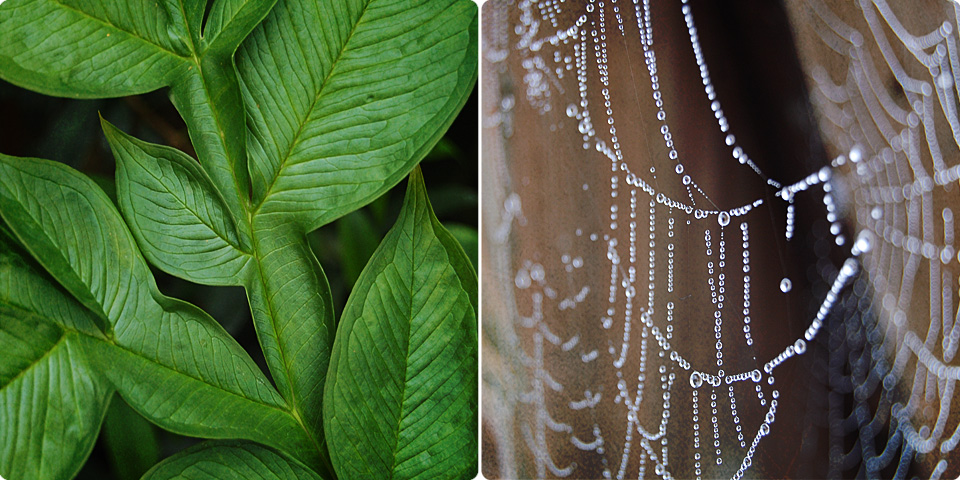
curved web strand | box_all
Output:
[481,0,876,478]
[785,0,960,478]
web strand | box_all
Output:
[482,0,957,478]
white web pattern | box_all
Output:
[792,0,960,477]
[483,0,960,478]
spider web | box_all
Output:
[482,0,960,478]
[785,0,960,477]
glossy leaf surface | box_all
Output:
[0,0,478,477]
[233,0,478,466]
[245,221,335,449]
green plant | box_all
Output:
[0,0,478,479]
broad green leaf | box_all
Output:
[0,155,319,467]
[77,335,317,465]
[177,0,207,49]
[0,156,135,331]
[0,237,112,480]
[142,441,324,480]
[0,311,112,480]
[103,119,251,286]
[324,168,478,479]
[0,0,254,222]
[169,57,251,222]
[238,0,478,230]
[246,221,335,462]
[102,397,160,480]
[201,0,279,57]
[0,227,104,338]
[235,3,477,456]
[0,0,190,98]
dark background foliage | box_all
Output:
[0,79,477,480]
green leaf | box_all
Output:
[201,0,279,57]
[0,226,104,338]
[0,0,254,221]
[238,0,478,231]
[324,168,478,479]
[0,0,190,98]
[235,4,478,455]
[102,397,160,480]
[169,56,250,223]
[0,156,134,333]
[142,441,324,480]
[0,237,112,480]
[176,0,206,50]
[103,119,251,286]
[245,222,335,466]
[78,335,317,465]
[0,154,319,466]
[0,311,113,480]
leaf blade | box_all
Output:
[0,0,190,98]
[169,58,251,222]
[0,155,136,330]
[76,333,319,465]
[0,226,104,337]
[0,237,112,480]
[103,119,250,286]
[0,154,319,467]
[0,325,112,480]
[142,440,325,480]
[246,223,336,466]
[239,0,478,230]
[324,168,478,479]
[201,0,279,57]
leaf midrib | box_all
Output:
[385,198,471,477]
[168,0,251,220]
[252,0,375,215]
[177,0,203,56]
[387,197,425,478]
[175,0,200,55]
[0,179,113,332]
[186,58,250,214]
[107,333,288,414]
